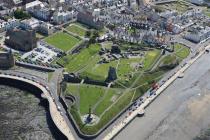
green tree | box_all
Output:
[14,9,31,20]
[93,31,99,38]
[85,31,91,37]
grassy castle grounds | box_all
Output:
[56,36,190,135]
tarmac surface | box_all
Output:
[115,51,210,140]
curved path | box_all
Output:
[0,70,75,140]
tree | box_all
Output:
[85,31,91,37]
[93,30,99,38]
[88,30,99,44]
[14,9,31,20]
[89,37,96,44]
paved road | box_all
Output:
[115,48,210,140]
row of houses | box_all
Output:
[0,17,54,35]
[162,8,205,34]
[185,25,210,43]
[25,0,76,24]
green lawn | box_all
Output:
[66,24,87,37]
[143,49,161,70]
[70,89,135,135]
[58,44,101,72]
[175,46,190,59]
[66,84,105,115]
[81,60,118,81]
[174,43,183,52]
[81,57,142,82]
[66,84,78,96]
[134,69,166,88]
[172,43,190,59]
[94,88,121,116]
[117,58,142,81]
[161,55,177,65]
[80,49,160,84]
[66,84,123,116]
[44,32,80,51]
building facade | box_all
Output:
[5,28,37,52]
[77,10,104,29]
[52,7,74,24]
[0,50,15,69]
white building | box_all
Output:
[20,18,54,35]
[92,8,101,17]
[38,22,54,35]
[20,18,40,30]
[190,0,204,5]
[52,7,74,24]
[28,5,51,21]
[5,19,20,30]
[185,26,210,43]
[0,20,7,32]
[25,0,43,10]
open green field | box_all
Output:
[69,88,135,135]
[143,49,161,70]
[94,89,121,116]
[44,32,80,51]
[59,46,162,91]
[161,55,177,65]
[117,58,142,81]
[66,24,87,37]
[174,43,183,52]
[81,49,160,83]
[58,44,101,72]
[66,84,123,116]
[132,69,167,101]
[175,47,190,59]
[81,58,141,82]
[81,60,118,81]
[134,69,166,88]
[66,84,105,115]
[173,44,190,59]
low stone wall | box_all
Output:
[16,61,55,72]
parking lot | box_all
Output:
[21,41,63,64]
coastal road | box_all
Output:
[115,49,210,140]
